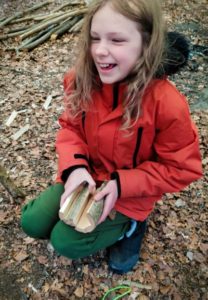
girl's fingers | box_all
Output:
[60,176,96,208]
[60,194,66,207]
[87,177,96,193]
[97,194,114,224]
[94,186,109,201]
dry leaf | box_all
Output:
[74,286,84,298]
[0,211,8,223]
[138,295,149,300]
[37,255,48,265]
[14,251,29,262]
[160,285,171,295]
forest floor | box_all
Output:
[0,1,207,299]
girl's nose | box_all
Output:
[95,42,109,56]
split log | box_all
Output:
[59,182,108,233]
[59,183,84,221]
[75,182,106,233]
[63,183,90,226]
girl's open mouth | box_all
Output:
[99,63,117,70]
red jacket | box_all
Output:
[55,70,202,221]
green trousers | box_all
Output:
[21,184,131,259]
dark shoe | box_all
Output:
[108,220,147,274]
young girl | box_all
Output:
[21,0,202,274]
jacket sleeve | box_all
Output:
[115,89,202,199]
[55,71,89,182]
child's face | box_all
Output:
[90,3,143,84]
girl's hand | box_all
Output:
[60,168,96,207]
[94,180,118,224]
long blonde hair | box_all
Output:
[65,0,166,129]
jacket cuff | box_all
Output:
[111,171,121,198]
[61,165,87,183]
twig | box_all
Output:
[0,1,52,28]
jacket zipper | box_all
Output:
[113,83,119,110]
[82,111,86,132]
[133,127,143,168]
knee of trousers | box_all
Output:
[50,223,89,260]
[21,199,53,239]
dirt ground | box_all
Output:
[0,1,207,299]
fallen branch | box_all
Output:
[0,30,28,40]
[18,25,56,49]
[9,12,63,24]
[0,1,52,28]
[69,18,84,32]
[8,26,30,33]
[19,8,87,40]
[0,164,25,200]
[19,26,57,51]
[50,16,81,40]
[51,1,81,13]
[1,2,88,51]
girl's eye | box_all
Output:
[91,36,100,41]
[112,39,125,43]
